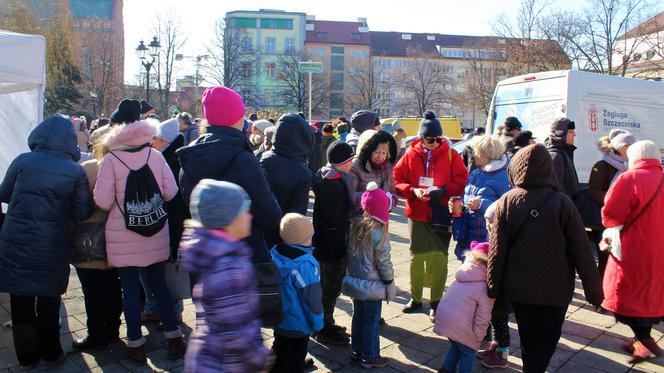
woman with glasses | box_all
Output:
[393,111,468,319]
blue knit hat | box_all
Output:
[190,179,251,229]
[418,111,442,138]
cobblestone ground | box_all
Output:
[0,199,663,372]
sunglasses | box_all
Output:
[424,137,443,144]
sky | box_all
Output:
[123,0,584,84]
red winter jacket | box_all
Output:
[393,139,468,222]
[601,159,664,318]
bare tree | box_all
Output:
[633,15,664,78]
[456,39,506,119]
[80,30,123,117]
[278,51,328,115]
[152,9,187,116]
[392,47,453,116]
[346,58,385,113]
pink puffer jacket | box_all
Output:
[94,120,178,268]
[433,261,494,350]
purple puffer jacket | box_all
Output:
[180,227,270,373]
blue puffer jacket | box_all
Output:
[0,116,94,296]
[456,156,510,258]
[177,125,282,262]
[342,228,394,301]
[271,243,324,337]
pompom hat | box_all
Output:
[361,181,391,223]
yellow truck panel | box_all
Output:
[381,117,462,139]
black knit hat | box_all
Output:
[110,99,141,124]
[350,110,380,133]
[513,130,536,147]
[140,100,155,114]
[327,140,355,165]
[418,111,442,138]
[504,116,522,131]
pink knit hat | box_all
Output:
[201,86,247,126]
[361,182,391,223]
[469,241,490,256]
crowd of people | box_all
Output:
[0,85,662,373]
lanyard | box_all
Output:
[425,150,431,177]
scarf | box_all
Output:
[369,159,388,171]
[603,152,627,186]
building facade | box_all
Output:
[613,11,664,80]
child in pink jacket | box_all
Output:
[433,241,494,373]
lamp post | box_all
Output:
[136,36,161,103]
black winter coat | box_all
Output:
[545,138,580,198]
[177,125,282,262]
[260,114,314,216]
[312,167,354,261]
[0,116,94,296]
[162,134,188,259]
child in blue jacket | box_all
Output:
[270,213,324,373]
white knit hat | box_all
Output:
[156,118,180,143]
[627,140,660,167]
[609,130,636,151]
[252,119,274,133]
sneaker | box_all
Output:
[167,337,187,360]
[481,352,509,369]
[361,356,388,369]
[37,353,66,370]
[403,300,423,314]
[314,326,350,346]
[126,345,147,364]
[351,351,361,361]
[477,343,498,360]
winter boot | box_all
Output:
[482,350,509,369]
[314,325,350,346]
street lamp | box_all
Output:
[136,36,161,103]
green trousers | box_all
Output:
[409,220,449,304]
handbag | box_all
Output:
[254,260,284,327]
[164,261,191,300]
[72,221,107,263]
[573,188,603,231]
[429,149,456,234]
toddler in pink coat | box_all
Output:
[433,241,494,373]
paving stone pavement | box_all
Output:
[0,199,663,372]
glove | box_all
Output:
[428,187,447,206]
[385,283,397,302]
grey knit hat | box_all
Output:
[190,179,251,229]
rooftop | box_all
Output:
[305,20,371,45]
[370,31,494,57]
[621,10,664,39]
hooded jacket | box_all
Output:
[545,136,580,197]
[433,261,494,350]
[487,144,603,307]
[312,166,354,261]
[0,116,94,296]
[260,114,315,217]
[180,228,270,373]
[176,125,282,262]
[94,120,179,268]
[601,159,664,317]
[270,243,324,337]
[393,139,468,222]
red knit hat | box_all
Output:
[361,182,391,223]
[201,86,247,126]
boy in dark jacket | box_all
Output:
[271,213,324,373]
[312,141,355,346]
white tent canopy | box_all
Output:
[0,29,46,180]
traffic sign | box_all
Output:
[299,61,323,73]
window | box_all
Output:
[285,38,295,54]
[265,38,276,54]
[331,55,344,70]
[266,62,276,78]
[241,62,252,78]
[331,72,344,90]
[331,46,344,54]
[233,17,256,28]
[316,32,328,39]
[308,48,316,57]
[360,50,366,57]
[646,50,656,60]
[634,53,642,61]
[319,48,325,57]
[351,33,361,40]
[261,18,293,29]
[330,93,343,109]
[351,49,356,57]
[242,36,253,53]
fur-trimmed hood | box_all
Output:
[357,130,398,172]
[103,119,157,150]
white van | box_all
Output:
[486,70,664,183]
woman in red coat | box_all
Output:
[393,111,468,318]
[601,140,664,363]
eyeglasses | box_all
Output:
[424,137,443,144]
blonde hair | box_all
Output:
[596,135,614,154]
[90,126,113,160]
[350,213,386,257]
[471,135,505,161]
[464,251,488,266]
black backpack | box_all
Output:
[111,149,168,237]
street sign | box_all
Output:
[299,61,323,74]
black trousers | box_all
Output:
[512,302,568,373]
[76,267,123,342]
[271,333,310,373]
[589,230,609,279]
[10,294,63,366]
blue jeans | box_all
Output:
[139,268,184,317]
[117,262,181,344]
[351,299,382,359]
[442,340,475,373]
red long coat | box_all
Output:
[601,159,664,317]
[393,139,468,222]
